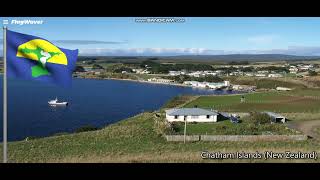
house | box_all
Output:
[183,81,199,86]
[165,108,218,122]
[196,82,207,88]
[134,69,150,74]
[168,71,182,76]
[188,71,203,77]
[255,73,267,77]
[276,87,292,91]
[268,73,283,78]
[206,81,230,89]
[289,66,299,73]
[147,78,174,83]
[244,72,254,77]
[265,112,286,123]
[232,85,256,91]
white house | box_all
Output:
[255,73,267,77]
[206,81,230,89]
[183,81,199,86]
[268,73,283,78]
[289,66,299,73]
[148,78,174,83]
[276,87,292,91]
[168,71,182,76]
[165,108,218,123]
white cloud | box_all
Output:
[1,46,320,57]
[77,46,320,56]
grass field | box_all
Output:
[1,112,319,163]
[224,76,308,89]
[184,90,320,114]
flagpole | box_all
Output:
[3,26,7,163]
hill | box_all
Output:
[2,54,320,63]
[75,54,320,63]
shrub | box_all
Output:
[248,111,271,125]
[53,132,69,136]
[24,136,39,141]
[75,125,99,133]
[92,64,104,69]
[308,70,318,76]
[153,114,175,136]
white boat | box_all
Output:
[48,97,68,106]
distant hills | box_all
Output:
[2,54,320,62]
[76,54,320,62]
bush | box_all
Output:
[92,64,104,69]
[53,132,69,136]
[154,119,175,136]
[75,125,99,133]
[248,111,271,125]
[74,65,86,72]
[24,136,39,141]
[308,70,318,76]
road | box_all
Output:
[288,120,320,139]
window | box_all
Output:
[207,115,210,119]
[191,115,198,119]
[174,115,178,119]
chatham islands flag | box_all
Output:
[6,30,78,87]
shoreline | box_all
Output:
[74,76,253,94]
[75,76,191,88]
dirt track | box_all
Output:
[288,120,320,139]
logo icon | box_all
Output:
[16,39,68,77]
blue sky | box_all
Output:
[1,17,320,56]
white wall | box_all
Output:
[166,114,217,122]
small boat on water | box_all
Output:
[48,97,68,106]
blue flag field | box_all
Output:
[6,30,78,87]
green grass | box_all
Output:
[162,95,197,109]
[224,76,307,89]
[1,112,319,163]
[185,91,320,113]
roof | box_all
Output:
[265,112,286,119]
[165,108,218,116]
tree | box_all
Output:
[248,112,271,125]
[92,64,104,69]
[74,65,86,72]
[308,70,318,76]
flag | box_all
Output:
[6,30,78,87]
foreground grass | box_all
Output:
[1,112,319,163]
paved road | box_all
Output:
[287,120,320,139]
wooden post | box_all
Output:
[184,116,187,144]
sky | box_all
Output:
[1,17,320,56]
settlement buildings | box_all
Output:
[183,81,230,90]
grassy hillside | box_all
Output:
[1,112,319,163]
[185,90,320,113]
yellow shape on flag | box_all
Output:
[16,39,68,65]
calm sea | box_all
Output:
[0,77,240,141]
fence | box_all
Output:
[165,135,308,142]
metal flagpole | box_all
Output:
[3,26,7,163]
